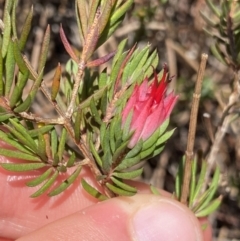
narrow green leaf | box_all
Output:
[109,116,118,153]
[175,158,185,200]
[38,133,47,162]
[89,138,102,167]
[140,144,156,160]
[106,182,135,196]
[111,176,137,192]
[77,0,88,40]
[195,196,222,217]
[19,6,33,51]
[53,153,60,167]
[5,40,15,97]
[122,110,133,141]
[8,119,38,152]
[189,157,198,207]
[74,111,82,143]
[30,171,59,198]
[13,95,32,113]
[2,11,11,58]
[211,43,227,65]
[193,161,207,200]
[51,128,58,158]
[26,168,53,187]
[110,0,133,27]
[102,148,112,173]
[13,38,30,77]
[0,113,13,121]
[77,85,109,110]
[195,167,220,211]
[81,178,108,201]
[11,0,17,38]
[112,139,129,165]
[99,0,112,35]
[142,128,161,152]
[125,139,142,159]
[58,128,67,161]
[66,152,76,167]
[51,63,62,101]
[49,166,82,196]
[1,162,45,172]
[115,155,141,171]
[205,0,221,17]
[150,185,160,195]
[0,130,34,154]
[112,38,128,68]
[192,187,215,213]
[88,0,101,27]
[113,168,143,179]
[38,25,50,73]
[10,71,29,108]
[90,98,102,125]
[156,128,175,146]
[28,125,53,137]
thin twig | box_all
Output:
[201,70,240,194]
[180,53,208,205]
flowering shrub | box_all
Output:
[122,65,178,148]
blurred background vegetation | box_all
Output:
[0,0,239,240]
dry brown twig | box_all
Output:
[181,53,208,205]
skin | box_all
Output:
[0,153,212,241]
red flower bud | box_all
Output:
[122,65,178,148]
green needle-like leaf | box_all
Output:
[113,168,143,179]
[89,138,102,167]
[58,128,67,161]
[110,0,133,27]
[0,130,34,154]
[115,155,141,171]
[175,158,184,200]
[189,158,198,207]
[38,25,50,73]
[48,166,82,196]
[0,147,37,162]
[66,152,76,167]
[111,176,137,192]
[2,11,11,58]
[81,178,108,201]
[8,119,38,153]
[30,171,59,198]
[51,128,58,158]
[195,196,222,217]
[28,125,53,137]
[19,5,33,51]
[150,185,160,195]
[106,182,135,196]
[26,168,53,187]
[124,140,143,159]
[5,40,15,97]
[1,162,45,172]
[193,161,207,201]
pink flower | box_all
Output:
[122,65,178,148]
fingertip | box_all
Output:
[17,194,205,241]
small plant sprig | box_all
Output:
[0,0,178,200]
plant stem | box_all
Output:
[180,53,208,205]
[201,70,240,194]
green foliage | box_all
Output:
[0,0,176,201]
[175,158,221,217]
[202,0,240,69]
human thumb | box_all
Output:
[16,194,206,241]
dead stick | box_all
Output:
[180,53,208,205]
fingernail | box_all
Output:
[132,199,203,241]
